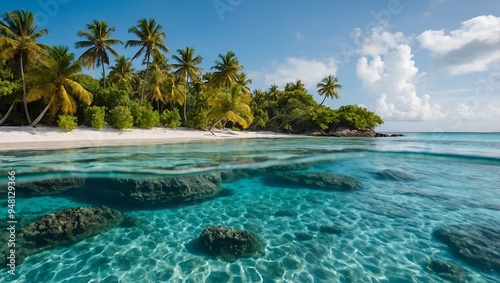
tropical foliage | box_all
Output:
[75,20,122,88]
[0,9,384,134]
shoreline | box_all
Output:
[0,126,299,151]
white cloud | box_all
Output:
[355,26,444,121]
[418,15,500,75]
[295,32,304,40]
[262,57,339,89]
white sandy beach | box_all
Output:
[0,126,296,151]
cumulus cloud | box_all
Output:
[295,32,304,40]
[355,27,444,121]
[262,57,339,89]
[418,15,500,75]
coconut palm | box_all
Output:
[75,20,122,89]
[284,80,306,92]
[316,75,342,106]
[0,10,49,124]
[208,85,253,131]
[27,46,93,127]
[108,55,137,89]
[172,47,203,121]
[126,18,169,105]
[235,72,252,96]
[211,51,241,92]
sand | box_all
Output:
[0,126,297,151]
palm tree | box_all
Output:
[108,55,137,89]
[126,18,169,105]
[0,10,48,124]
[316,75,342,106]
[211,51,241,92]
[75,20,122,89]
[27,46,93,127]
[172,47,203,121]
[208,85,253,131]
[284,80,306,92]
[235,72,252,96]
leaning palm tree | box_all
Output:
[108,55,137,89]
[27,46,93,127]
[208,85,253,131]
[211,51,241,92]
[316,75,342,106]
[75,20,122,89]
[172,47,203,121]
[126,18,169,105]
[0,10,48,124]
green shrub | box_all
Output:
[84,106,107,129]
[127,100,143,126]
[109,106,133,130]
[57,115,78,131]
[161,108,182,129]
[138,107,160,129]
[336,105,384,130]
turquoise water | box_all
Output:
[1,133,499,282]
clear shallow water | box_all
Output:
[1,133,499,282]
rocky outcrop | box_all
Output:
[17,178,85,195]
[373,169,416,181]
[319,224,343,235]
[268,172,360,191]
[1,206,123,266]
[311,127,404,138]
[198,226,263,261]
[426,259,472,282]
[220,162,319,183]
[84,173,222,207]
[433,225,500,273]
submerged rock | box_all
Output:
[433,225,500,273]
[269,172,360,191]
[220,162,318,183]
[373,169,416,181]
[426,259,472,282]
[274,210,297,217]
[85,173,222,207]
[319,224,343,235]
[0,206,123,266]
[17,178,85,195]
[198,225,263,261]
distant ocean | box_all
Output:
[1,133,499,282]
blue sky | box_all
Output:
[2,0,500,131]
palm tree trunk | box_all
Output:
[102,63,107,89]
[20,56,32,124]
[208,117,225,131]
[278,96,327,129]
[183,76,189,121]
[140,53,151,106]
[0,102,16,125]
[30,103,51,127]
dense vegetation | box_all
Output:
[0,10,383,133]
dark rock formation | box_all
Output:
[295,232,313,241]
[373,169,416,181]
[311,127,404,138]
[84,173,222,207]
[17,178,85,195]
[220,162,318,183]
[426,259,472,282]
[1,206,123,266]
[319,224,343,234]
[433,225,500,273]
[269,172,360,191]
[274,210,297,217]
[198,226,263,261]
